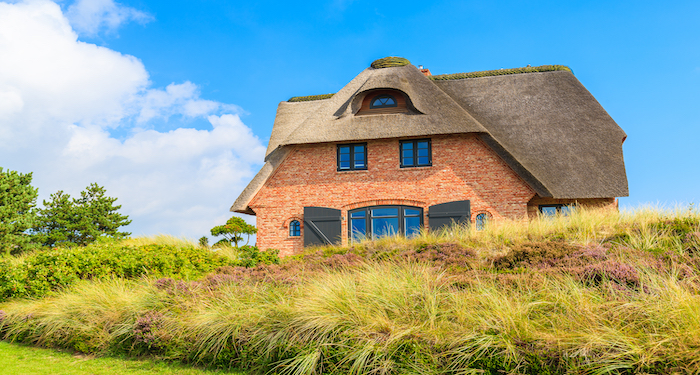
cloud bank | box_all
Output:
[0,0,266,239]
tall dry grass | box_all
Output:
[1,206,699,374]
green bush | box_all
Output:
[0,243,237,301]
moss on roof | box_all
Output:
[430,65,573,81]
[286,65,573,100]
[288,93,334,102]
[371,56,410,69]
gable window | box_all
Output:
[538,204,573,216]
[289,220,301,237]
[369,94,397,109]
[337,143,367,171]
[400,139,431,167]
[349,205,422,242]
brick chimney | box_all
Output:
[417,65,432,77]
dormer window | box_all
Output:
[356,90,409,116]
[370,95,397,109]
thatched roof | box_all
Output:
[231,61,628,213]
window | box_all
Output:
[369,94,397,109]
[289,220,300,237]
[337,143,367,171]
[475,212,491,231]
[400,139,431,167]
[349,205,422,241]
[538,204,573,216]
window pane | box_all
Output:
[417,157,429,165]
[417,141,429,149]
[351,218,367,241]
[385,97,395,105]
[403,157,414,166]
[402,149,413,158]
[372,217,399,238]
[339,146,349,154]
[405,217,421,238]
[404,208,420,216]
[541,206,557,216]
[417,148,429,157]
[350,210,366,218]
[561,206,572,216]
[339,161,350,169]
[354,145,365,153]
[339,153,350,162]
[372,208,398,217]
[402,142,413,151]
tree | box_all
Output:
[0,167,38,255]
[210,216,257,247]
[34,183,131,247]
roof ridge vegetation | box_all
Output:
[286,64,573,101]
[287,93,334,102]
[430,64,572,80]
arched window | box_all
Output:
[475,212,491,231]
[289,220,301,237]
[369,94,397,109]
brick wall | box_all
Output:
[249,134,540,256]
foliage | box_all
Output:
[370,56,411,68]
[210,217,257,247]
[198,236,209,248]
[0,241,236,301]
[430,64,573,80]
[33,183,131,247]
[0,167,39,255]
[287,93,334,102]
[2,207,700,374]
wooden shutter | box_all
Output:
[303,207,342,247]
[428,200,470,231]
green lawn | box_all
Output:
[0,341,245,375]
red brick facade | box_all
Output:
[250,134,543,256]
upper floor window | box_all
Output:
[289,220,301,237]
[400,139,431,167]
[369,94,397,109]
[337,143,367,171]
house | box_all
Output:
[231,57,628,256]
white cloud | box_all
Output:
[0,0,265,239]
[66,0,151,36]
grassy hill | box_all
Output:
[1,207,699,374]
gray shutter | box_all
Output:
[428,200,470,231]
[303,207,342,247]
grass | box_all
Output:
[1,206,699,374]
[0,340,240,375]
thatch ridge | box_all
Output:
[430,65,572,81]
[370,56,410,69]
[288,94,334,102]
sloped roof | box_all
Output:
[433,71,627,198]
[232,61,628,213]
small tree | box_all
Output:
[0,167,38,255]
[34,183,131,247]
[210,216,257,247]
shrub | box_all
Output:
[0,243,236,301]
[493,241,580,269]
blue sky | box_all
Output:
[1,0,698,239]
